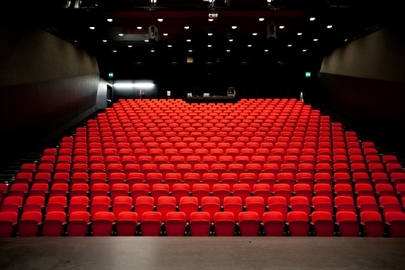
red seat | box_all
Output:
[268,196,288,220]
[360,211,384,237]
[92,211,115,236]
[0,212,18,237]
[336,211,359,237]
[384,211,405,238]
[201,196,221,221]
[165,211,187,236]
[223,196,243,222]
[116,212,138,236]
[246,196,266,220]
[262,211,285,236]
[290,196,310,216]
[179,196,199,221]
[189,211,211,236]
[311,211,335,236]
[135,196,154,221]
[287,211,309,236]
[232,183,251,206]
[213,211,235,236]
[18,211,43,237]
[312,196,333,215]
[238,211,260,236]
[334,196,356,213]
[140,211,162,236]
[157,196,176,221]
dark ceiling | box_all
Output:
[4,0,401,80]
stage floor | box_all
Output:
[1,237,405,269]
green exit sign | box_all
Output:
[108,72,114,78]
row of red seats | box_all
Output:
[1,208,404,237]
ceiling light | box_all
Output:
[252,32,257,36]
[118,33,124,36]
[247,44,252,47]
[264,49,269,52]
[102,39,107,43]
[208,33,213,36]
[208,18,214,22]
[310,17,316,21]
[89,26,95,30]
[188,49,193,52]
[163,33,168,36]
[229,38,233,42]
[186,39,191,42]
[279,25,285,29]
[184,26,190,29]
[167,44,172,48]
[297,32,302,36]
[313,38,318,42]
[231,26,237,29]
[259,18,265,22]
[151,49,155,52]
[344,38,348,42]
[327,25,333,29]
[207,44,212,47]
[107,18,113,22]
[157,18,163,22]
[137,26,142,30]
[113,50,117,53]
[226,49,231,52]
[144,39,149,42]
[287,44,292,47]
[302,49,307,52]
[128,45,132,48]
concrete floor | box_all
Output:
[1,237,405,270]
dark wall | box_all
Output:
[0,25,100,168]
[320,24,405,155]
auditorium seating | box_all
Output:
[1,98,404,237]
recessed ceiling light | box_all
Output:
[102,39,107,43]
[279,25,285,29]
[207,44,212,47]
[310,17,316,21]
[229,38,233,42]
[208,18,214,22]
[252,33,257,36]
[303,49,307,52]
[186,39,191,42]
[327,25,333,29]
[107,18,113,22]
[151,49,155,52]
[113,50,117,53]
[247,44,252,47]
[184,26,190,29]
[128,45,132,48]
[208,33,213,36]
[167,44,172,48]
[297,32,303,36]
[344,38,348,42]
[259,18,265,21]
[231,26,237,29]
[157,18,163,22]
[137,26,142,30]
[288,44,292,47]
[313,38,318,42]
[163,33,168,36]
[226,49,231,52]
[264,49,269,52]
[188,49,193,52]
[118,33,124,36]
[89,26,95,30]
[144,39,149,42]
